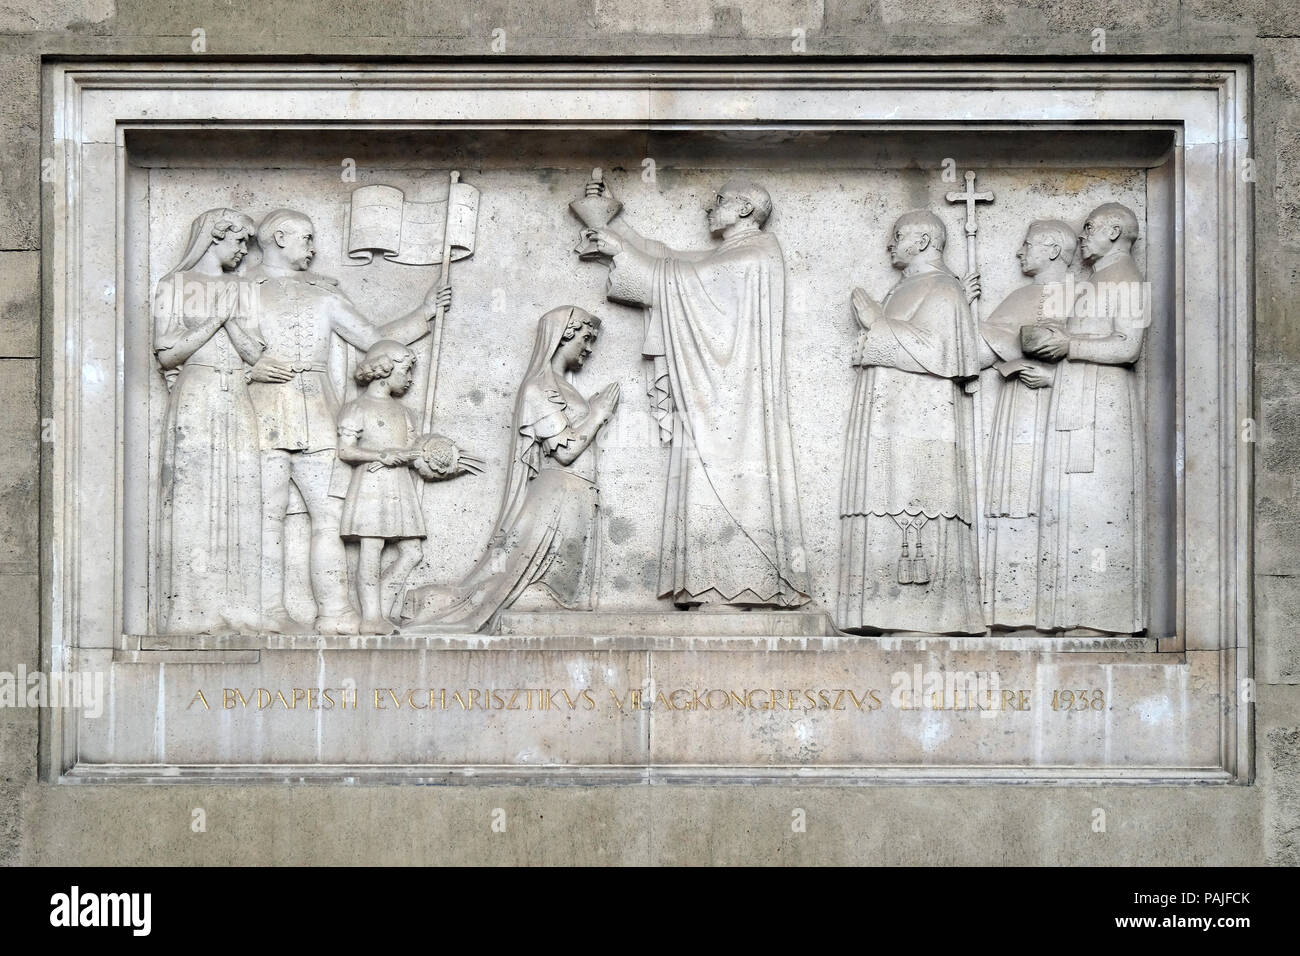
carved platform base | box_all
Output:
[492,609,838,638]
[127,622,1158,655]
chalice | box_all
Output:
[571,167,622,259]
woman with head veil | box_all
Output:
[154,207,266,633]
[404,306,620,631]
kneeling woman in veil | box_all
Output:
[404,306,620,631]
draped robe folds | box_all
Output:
[154,271,264,633]
[837,262,985,634]
[979,281,1072,627]
[403,374,601,632]
[606,229,810,606]
[1036,251,1146,633]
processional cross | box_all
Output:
[945,169,994,611]
[946,169,994,321]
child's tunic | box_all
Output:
[338,396,426,539]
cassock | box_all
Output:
[606,228,810,606]
[837,260,984,634]
[1036,251,1146,632]
[978,280,1072,627]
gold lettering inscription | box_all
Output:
[1050,689,1107,712]
[187,685,1085,719]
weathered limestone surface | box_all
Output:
[1260,684,1300,866]
[0,0,1296,865]
[0,362,37,574]
[0,253,38,360]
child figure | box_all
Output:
[336,340,430,635]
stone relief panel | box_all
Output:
[135,140,1161,639]
[48,64,1250,783]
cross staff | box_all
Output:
[946,169,994,321]
[945,170,993,618]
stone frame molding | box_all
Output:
[42,60,1252,785]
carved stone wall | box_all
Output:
[0,1,1295,865]
[46,65,1248,789]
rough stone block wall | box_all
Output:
[0,0,1295,864]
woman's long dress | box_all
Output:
[404,377,600,631]
[155,272,263,633]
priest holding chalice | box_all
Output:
[574,174,811,611]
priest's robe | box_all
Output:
[1036,251,1146,633]
[979,280,1072,627]
[605,228,810,606]
[837,261,985,634]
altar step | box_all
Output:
[493,609,838,638]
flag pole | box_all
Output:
[417,170,460,504]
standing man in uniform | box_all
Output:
[245,208,450,634]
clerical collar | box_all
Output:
[719,226,761,247]
[1090,249,1132,273]
[901,258,949,280]
[1032,269,1069,285]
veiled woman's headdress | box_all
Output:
[488,306,600,544]
[165,208,257,277]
